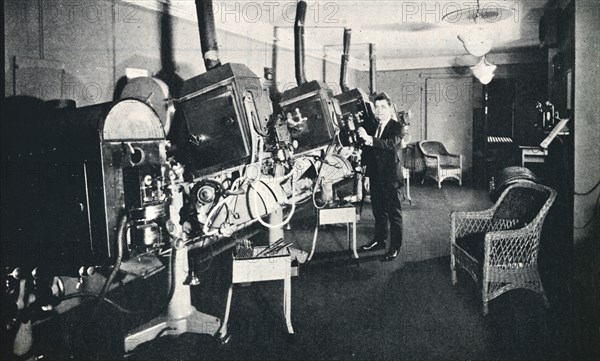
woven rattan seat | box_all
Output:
[450,181,557,315]
[418,140,462,188]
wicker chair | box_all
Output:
[450,181,557,315]
[418,140,462,188]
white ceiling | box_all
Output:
[265,0,551,60]
[157,0,552,66]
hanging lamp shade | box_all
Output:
[471,56,497,84]
[458,30,494,57]
[443,0,514,57]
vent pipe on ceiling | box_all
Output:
[294,1,308,85]
[340,28,352,93]
[195,0,221,71]
[369,43,377,95]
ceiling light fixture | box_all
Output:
[442,0,513,57]
[470,56,497,85]
[457,31,494,58]
[442,0,513,84]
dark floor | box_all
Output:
[28,183,600,360]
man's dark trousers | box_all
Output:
[370,180,403,251]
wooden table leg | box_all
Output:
[220,285,234,338]
[307,223,319,263]
[284,273,294,334]
[350,221,358,259]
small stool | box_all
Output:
[307,205,359,262]
[221,246,294,339]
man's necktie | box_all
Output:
[375,123,383,138]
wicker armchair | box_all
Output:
[450,181,557,315]
[418,140,462,188]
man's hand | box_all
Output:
[357,127,373,146]
[357,127,369,140]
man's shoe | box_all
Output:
[359,240,386,252]
[382,249,399,262]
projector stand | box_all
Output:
[124,241,225,354]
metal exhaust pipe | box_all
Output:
[369,43,377,95]
[340,28,351,93]
[195,0,221,71]
[294,1,308,85]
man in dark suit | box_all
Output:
[357,93,405,261]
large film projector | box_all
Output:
[1,0,372,357]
